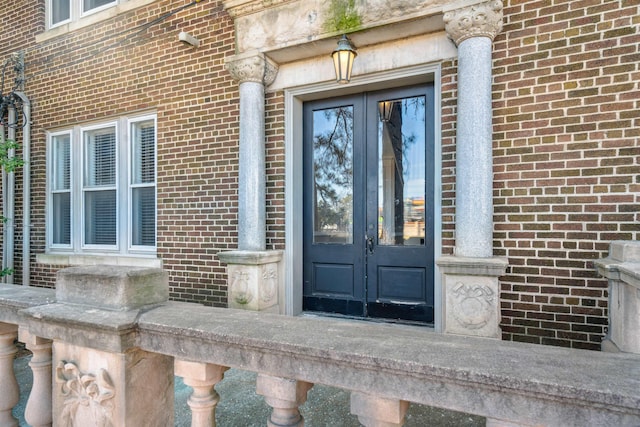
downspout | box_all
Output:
[1,122,5,283]
[14,92,30,286]
[5,107,15,284]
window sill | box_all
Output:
[37,253,162,268]
[37,0,156,44]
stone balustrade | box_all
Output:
[0,265,639,427]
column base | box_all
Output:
[218,250,283,312]
[437,256,508,339]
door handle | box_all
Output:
[366,235,375,254]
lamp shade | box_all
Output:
[332,35,357,84]
[378,101,395,122]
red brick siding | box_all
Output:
[492,0,640,349]
[1,1,238,306]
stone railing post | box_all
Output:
[19,328,53,427]
[175,360,228,427]
[20,266,175,427]
[220,52,283,313]
[256,374,313,427]
[595,240,640,354]
[438,0,507,338]
[0,323,19,427]
[350,392,409,427]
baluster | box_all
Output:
[175,360,228,427]
[19,328,52,427]
[256,374,313,427]
[0,323,19,427]
[350,391,408,427]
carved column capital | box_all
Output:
[225,53,278,86]
[443,0,504,46]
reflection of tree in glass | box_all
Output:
[313,107,353,233]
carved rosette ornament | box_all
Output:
[450,282,495,329]
[225,54,278,86]
[56,361,115,427]
[443,0,504,46]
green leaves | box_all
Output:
[0,139,24,172]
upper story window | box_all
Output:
[49,0,117,27]
[47,114,157,256]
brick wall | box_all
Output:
[491,0,640,349]
[1,0,239,305]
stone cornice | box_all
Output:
[443,0,503,46]
[225,53,279,85]
[223,0,293,18]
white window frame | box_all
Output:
[48,130,74,250]
[128,115,157,253]
[46,113,157,257]
[48,0,118,29]
[81,121,119,252]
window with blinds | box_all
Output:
[84,127,117,246]
[131,120,156,247]
[51,134,72,246]
[49,0,117,27]
[47,114,157,255]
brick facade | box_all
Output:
[0,0,637,349]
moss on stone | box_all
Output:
[324,0,362,33]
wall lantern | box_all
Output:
[378,101,395,122]
[332,35,357,84]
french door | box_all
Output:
[302,84,435,323]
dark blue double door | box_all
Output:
[303,84,435,323]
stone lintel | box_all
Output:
[218,250,283,266]
[223,0,479,62]
[437,255,508,277]
[56,265,168,311]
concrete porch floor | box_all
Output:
[13,354,485,426]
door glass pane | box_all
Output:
[377,96,426,246]
[312,106,354,244]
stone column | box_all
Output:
[594,240,640,354]
[221,53,283,313]
[0,323,19,427]
[224,52,278,251]
[175,360,228,427]
[438,0,507,338]
[19,328,53,427]
[20,266,175,427]
[350,392,409,427]
[256,374,312,427]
